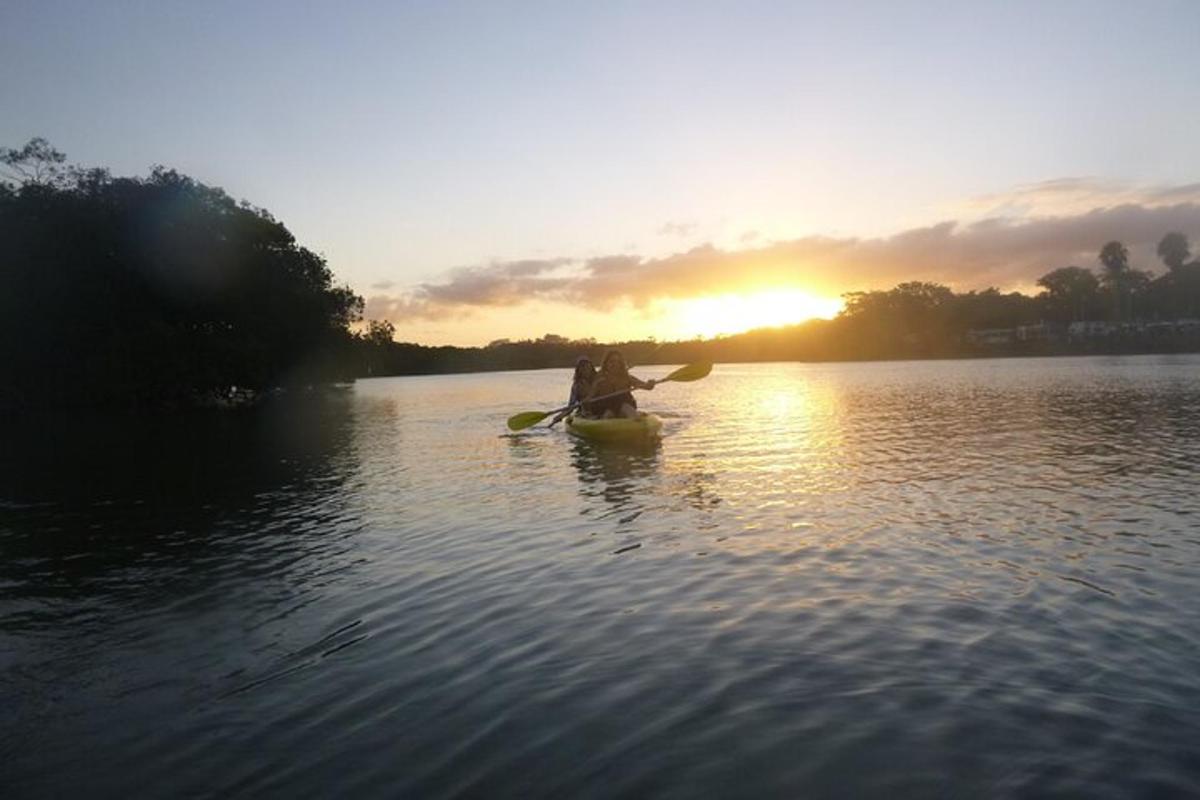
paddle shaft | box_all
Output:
[548,383,653,425]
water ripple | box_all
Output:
[4,357,1200,797]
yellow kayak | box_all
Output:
[565,412,663,442]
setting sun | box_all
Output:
[667,289,844,340]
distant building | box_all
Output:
[1016,322,1062,342]
[1068,321,1116,340]
[968,323,1064,345]
[967,319,1200,347]
[1142,319,1200,338]
[967,328,1014,345]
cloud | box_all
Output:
[365,293,446,322]
[960,177,1200,220]
[417,258,572,307]
[657,220,697,237]
[370,279,396,290]
[366,191,1200,323]
[739,230,760,244]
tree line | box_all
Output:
[4,137,1199,409]
[1035,236,1200,322]
[358,237,1200,373]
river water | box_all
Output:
[4,356,1200,797]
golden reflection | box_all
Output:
[670,367,854,556]
[757,387,800,419]
[563,365,856,554]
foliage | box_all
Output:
[0,137,67,186]
[1037,266,1099,322]
[0,139,363,408]
[1099,240,1130,276]
[1157,232,1191,272]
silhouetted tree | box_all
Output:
[1127,268,1155,320]
[368,320,395,344]
[0,139,363,408]
[1157,232,1191,272]
[838,282,960,356]
[1098,241,1133,321]
[1037,266,1100,322]
[0,137,67,186]
[1099,240,1130,274]
[950,287,1040,331]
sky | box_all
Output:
[3,0,1200,345]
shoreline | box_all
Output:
[354,343,1200,379]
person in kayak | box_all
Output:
[551,355,597,425]
[587,350,655,418]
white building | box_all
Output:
[1067,321,1116,340]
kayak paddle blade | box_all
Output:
[507,410,550,431]
[663,361,713,383]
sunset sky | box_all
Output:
[4,1,1200,345]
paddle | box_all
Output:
[506,361,713,431]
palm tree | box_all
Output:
[1098,241,1130,321]
[1157,232,1191,273]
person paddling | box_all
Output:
[587,350,655,419]
[551,355,597,425]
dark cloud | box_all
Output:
[366,200,1200,322]
[416,258,572,308]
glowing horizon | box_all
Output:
[663,290,844,341]
[371,287,847,348]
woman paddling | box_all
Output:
[551,355,597,425]
[587,350,655,419]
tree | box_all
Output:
[366,319,396,347]
[1099,241,1130,275]
[1037,266,1100,322]
[1125,269,1155,320]
[0,137,67,186]
[0,139,364,408]
[1098,241,1132,321]
[838,282,961,357]
[1157,232,1191,272]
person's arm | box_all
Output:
[629,374,656,390]
[550,381,582,426]
[582,378,612,414]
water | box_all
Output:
[4,356,1200,797]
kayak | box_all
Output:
[565,412,663,442]
[565,413,663,442]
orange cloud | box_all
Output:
[367,193,1200,324]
